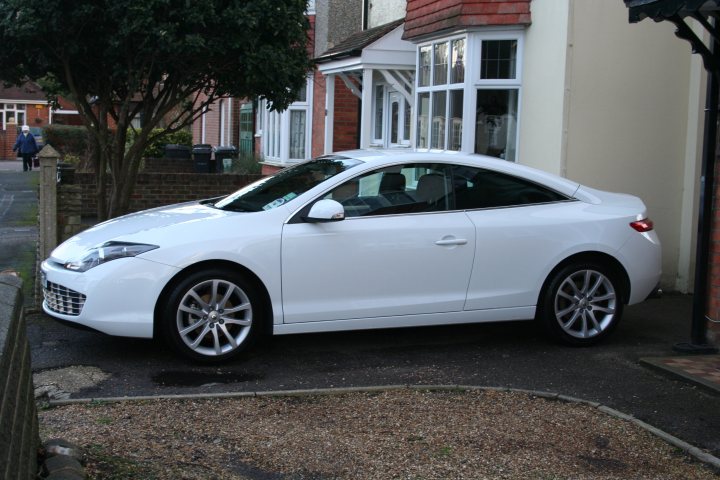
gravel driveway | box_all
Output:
[39,389,718,479]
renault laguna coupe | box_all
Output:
[41,150,661,362]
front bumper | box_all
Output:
[41,257,180,338]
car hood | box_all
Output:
[50,202,236,262]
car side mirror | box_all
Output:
[303,199,345,223]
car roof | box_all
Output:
[327,149,581,198]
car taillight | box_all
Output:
[630,218,654,232]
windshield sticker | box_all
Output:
[262,192,298,211]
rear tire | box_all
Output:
[539,262,623,346]
[161,268,263,363]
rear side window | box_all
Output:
[452,165,568,210]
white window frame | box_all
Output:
[414,28,524,160]
[260,75,314,165]
[1,103,27,130]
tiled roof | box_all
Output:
[0,81,46,101]
[316,18,405,63]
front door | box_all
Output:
[386,91,409,148]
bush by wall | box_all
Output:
[126,128,193,159]
[43,125,89,158]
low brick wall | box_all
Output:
[75,171,262,217]
[0,274,39,480]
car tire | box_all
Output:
[161,268,263,363]
[538,261,624,346]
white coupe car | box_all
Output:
[41,150,661,362]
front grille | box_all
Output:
[44,282,86,316]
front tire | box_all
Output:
[539,262,623,346]
[161,268,263,362]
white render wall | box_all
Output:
[519,0,704,291]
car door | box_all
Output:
[451,164,579,311]
[280,163,476,324]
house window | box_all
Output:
[415,33,522,159]
[261,77,312,164]
[476,38,520,161]
[416,38,465,151]
[1,103,26,130]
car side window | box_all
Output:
[324,163,453,217]
[452,165,568,210]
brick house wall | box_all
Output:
[403,0,531,40]
[708,160,720,344]
[311,70,327,159]
[333,76,360,152]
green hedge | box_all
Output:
[126,128,192,158]
[43,125,89,157]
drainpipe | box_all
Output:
[674,49,719,354]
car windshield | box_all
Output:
[214,156,363,212]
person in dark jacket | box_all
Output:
[13,125,39,172]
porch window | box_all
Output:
[372,82,411,148]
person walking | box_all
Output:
[13,125,39,172]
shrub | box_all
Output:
[229,152,263,174]
[126,128,193,158]
[44,125,89,157]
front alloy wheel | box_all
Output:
[541,263,623,346]
[163,269,261,362]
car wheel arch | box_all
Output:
[152,259,273,340]
[537,252,631,307]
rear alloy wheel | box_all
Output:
[163,269,262,362]
[540,263,623,346]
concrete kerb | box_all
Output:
[46,384,720,472]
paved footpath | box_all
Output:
[0,161,38,307]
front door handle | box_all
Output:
[435,238,468,246]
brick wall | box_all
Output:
[75,172,262,217]
[0,274,39,480]
[708,160,720,345]
[333,76,360,151]
[312,70,327,158]
[403,0,531,40]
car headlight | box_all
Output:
[64,242,159,272]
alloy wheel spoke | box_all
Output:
[179,304,206,315]
[222,317,251,327]
[588,274,604,297]
[223,302,251,315]
[558,290,576,302]
[587,310,601,332]
[190,324,212,348]
[219,324,238,349]
[212,327,225,355]
[218,286,235,310]
[188,290,210,311]
[592,305,615,314]
[561,309,581,330]
[180,319,206,336]
[557,303,579,318]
